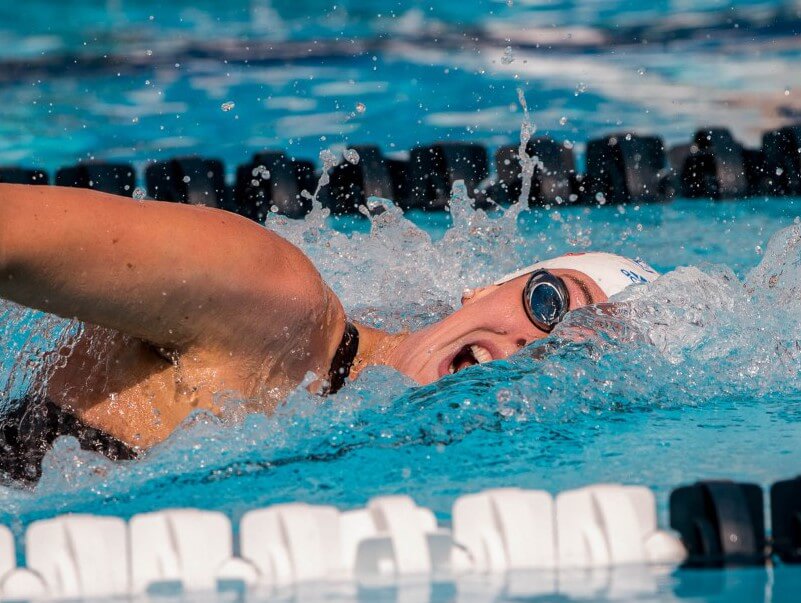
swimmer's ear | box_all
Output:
[460,286,494,306]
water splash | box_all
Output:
[514,88,541,212]
[343,148,360,165]
[294,149,338,234]
[4,199,801,525]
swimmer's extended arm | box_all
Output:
[0,184,343,357]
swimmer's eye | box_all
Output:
[522,270,571,332]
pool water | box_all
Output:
[3,1,801,601]
[1,1,800,173]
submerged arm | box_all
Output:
[0,184,343,357]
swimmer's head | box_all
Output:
[386,252,658,384]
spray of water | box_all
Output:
[514,87,541,211]
[2,88,801,522]
[1,196,801,522]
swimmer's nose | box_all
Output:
[491,334,545,361]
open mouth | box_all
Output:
[449,344,493,374]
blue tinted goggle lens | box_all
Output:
[523,270,570,332]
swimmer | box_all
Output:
[0,184,657,482]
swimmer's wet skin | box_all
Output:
[0,183,657,482]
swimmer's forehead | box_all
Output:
[494,252,659,298]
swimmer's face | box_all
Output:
[387,269,607,385]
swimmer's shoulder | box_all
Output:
[195,208,347,371]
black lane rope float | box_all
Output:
[2,124,799,219]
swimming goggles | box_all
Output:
[522,269,571,332]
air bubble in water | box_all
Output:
[595,192,607,205]
[776,167,784,176]
[355,102,366,113]
[182,175,191,183]
[221,101,235,112]
[343,148,360,165]
[501,46,515,65]
[637,67,646,76]
[785,87,791,96]
[574,82,588,96]
[132,187,147,200]
[559,116,568,125]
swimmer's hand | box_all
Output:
[0,184,343,363]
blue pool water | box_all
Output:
[3,1,801,601]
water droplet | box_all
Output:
[320,149,338,169]
[252,165,270,180]
[220,101,235,112]
[755,245,763,255]
[595,192,606,205]
[145,49,153,57]
[132,187,146,200]
[355,102,366,113]
[559,116,568,126]
[182,175,191,183]
[501,46,515,65]
[637,67,646,76]
[343,148,360,164]
[251,179,260,187]
[776,167,784,176]
[270,205,279,213]
[785,87,791,96]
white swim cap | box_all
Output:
[494,251,659,298]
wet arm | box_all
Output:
[0,183,338,353]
